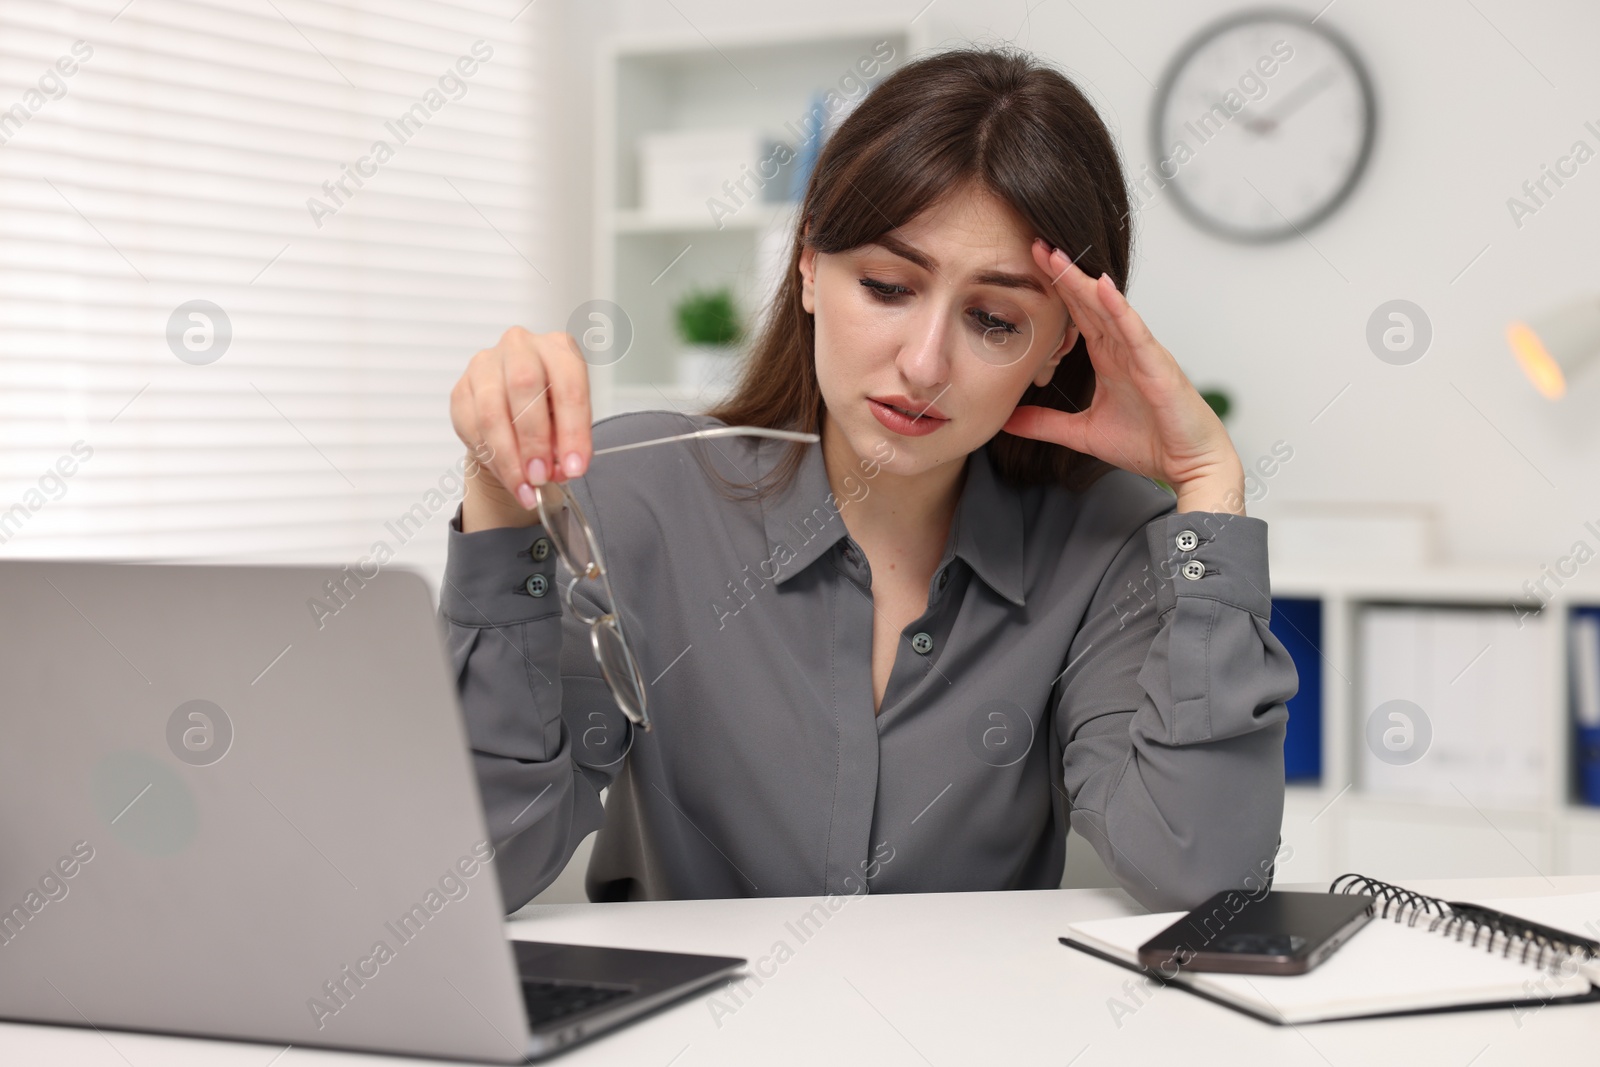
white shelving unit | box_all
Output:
[1270,563,1600,888]
[590,21,933,419]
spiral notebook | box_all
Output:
[1060,875,1600,1024]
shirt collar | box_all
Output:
[758,433,1027,608]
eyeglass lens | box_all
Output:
[594,619,647,722]
[539,482,596,577]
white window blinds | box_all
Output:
[0,0,552,596]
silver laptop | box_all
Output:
[0,558,744,1062]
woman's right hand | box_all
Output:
[450,326,594,531]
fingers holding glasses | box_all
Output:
[450,326,596,517]
[500,328,594,493]
[476,329,598,489]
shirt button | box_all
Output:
[1181,559,1206,581]
[910,631,934,654]
[842,543,860,565]
[1175,529,1199,552]
[525,574,549,597]
[531,537,551,561]
[937,570,949,590]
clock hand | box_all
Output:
[1241,66,1340,136]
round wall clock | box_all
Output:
[1150,8,1377,242]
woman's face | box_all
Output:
[799,184,1080,478]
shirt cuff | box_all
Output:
[1144,510,1273,621]
[439,502,559,627]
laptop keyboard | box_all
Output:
[520,978,636,1028]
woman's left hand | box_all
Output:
[1002,238,1247,516]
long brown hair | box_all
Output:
[703,44,1130,499]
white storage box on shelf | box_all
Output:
[1267,502,1438,568]
[636,128,784,220]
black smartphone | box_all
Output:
[1136,890,1374,976]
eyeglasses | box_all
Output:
[532,425,820,735]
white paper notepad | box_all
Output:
[1063,892,1600,1024]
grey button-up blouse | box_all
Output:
[438,409,1298,914]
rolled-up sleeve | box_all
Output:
[1054,507,1297,912]
[436,503,618,913]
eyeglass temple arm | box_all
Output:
[590,426,819,457]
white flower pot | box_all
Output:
[675,343,741,394]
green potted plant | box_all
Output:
[1200,388,1231,423]
[674,286,744,395]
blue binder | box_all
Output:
[1269,597,1323,782]
[1572,605,1600,806]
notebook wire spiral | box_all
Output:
[1331,873,1600,974]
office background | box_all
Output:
[3,0,1598,905]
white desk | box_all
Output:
[5,876,1598,1065]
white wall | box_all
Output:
[575,0,1600,570]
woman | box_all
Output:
[442,46,1298,913]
